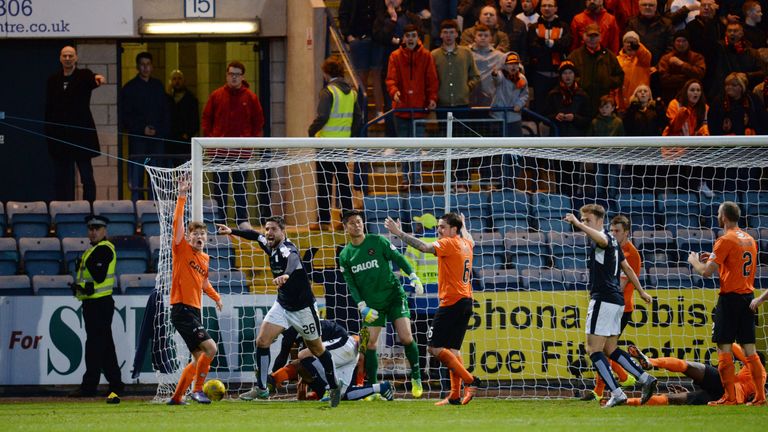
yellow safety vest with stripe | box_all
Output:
[315,83,357,137]
[405,236,438,284]
[76,240,116,300]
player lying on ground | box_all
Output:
[217,219,341,407]
[624,343,766,405]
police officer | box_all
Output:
[68,215,124,397]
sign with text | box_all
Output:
[0,0,133,38]
[185,0,215,18]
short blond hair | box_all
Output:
[187,221,207,232]
[580,204,606,220]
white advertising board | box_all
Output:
[0,0,133,38]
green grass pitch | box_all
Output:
[1,398,765,432]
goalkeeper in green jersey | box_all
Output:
[339,210,425,398]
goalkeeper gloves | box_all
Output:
[358,301,379,323]
[409,273,424,295]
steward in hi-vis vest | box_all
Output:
[67,214,124,397]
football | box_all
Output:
[202,379,227,401]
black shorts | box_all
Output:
[712,293,756,345]
[429,297,473,350]
[620,311,632,333]
[171,303,212,352]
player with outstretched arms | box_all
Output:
[167,178,223,405]
[564,204,657,408]
[338,210,425,397]
[385,212,483,406]
[217,218,342,407]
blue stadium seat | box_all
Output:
[202,198,225,225]
[7,201,50,238]
[649,266,693,289]
[111,235,149,275]
[472,232,505,270]
[700,192,739,228]
[93,200,136,236]
[676,229,715,255]
[537,218,572,233]
[209,270,248,294]
[657,193,700,233]
[474,268,520,291]
[137,200,161,236]
[0,202,6,235]
[61,237,89,276]
[504,232,549,270]
[119,273,157,295]
[549,232,588,269]
[617,193,656,231]
[490,190,529,233]
[748,215,768,229]
[0,275,32,295]
[633,229,674,265]
[50,201,91,239]
[207,234,234,271]
[149,236,162,272]
[755,265,768,290]
[363,195,401,234]
[532,192,571,219]
[19,237,62,276]
[562,269,589,291]
[451,192,491,232]
[521,268,564,291]
[0,237,19,275]
[407,194,446,229]
[32,275,74,296]
[743,192,768,217]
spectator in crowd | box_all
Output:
[617,31,653,112]
[45,45,104,202]
[710,21,765,101]
[461,5,512,53]
[742,1,767,48]
[386,24,438,190]
[626,0,675,65]
[430,0,458,48]
[605,0,640,31]
[545,60,592,136]
[517,0,540,26]
[656,30,706,103]
[469,23,508,107]
[491,52,529,189]
[339,0,386,119]
[588,94,625,136]
[570,23,625,115]
[497,0,529,61]
[201,60,267,228]
[308,56,362,231]
[661,78,708,192]
[668,0,701,31]
[458,0,497,30]
[374,0,424,57]
[121,51,170,201]
[68,215,124,397]
[571,0,621,54]
[166,69,198,166]
[686,0,723,95]
[622,84,667,191]
[527,0,573,114]
[587,95,624,199]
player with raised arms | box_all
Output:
[564,204,657,408]
[217,217,342,407]
[338,209,425,397]
[385,212,482,405]
[167,178,223,405]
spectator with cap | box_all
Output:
[571,0,621,54]
[656,30,705,104]
[527,0,574,114]
[617,31,653,112]
[68,215,123,397]
[569,23,625,116]
[491,51,529,189]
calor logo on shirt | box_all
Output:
[350,259,380,274]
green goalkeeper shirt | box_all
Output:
[338,234,415,309]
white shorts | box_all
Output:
[309,337,359,393]
[585,300,623,336]
[263,301,322,341]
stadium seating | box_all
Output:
[61,237,89,276]
[632,230,674,268]
[209,270,249,294]
[743,191,768,218]
[700,192,739,228]
[648,266,693,289]
[755,265,768,290]
[472,232,505,270]
[450,192,490,232]
[202,198,225,225]
[362,195,401,234]
[407,194,446,230]
[49,200,91,239]
[0,202,6,234]
[490,190,529,233]
[119,273,157,295]
[149,236,162,271]
[32,274,74,296]
[93,200,136,236]
[110,235,149,275]
[474,268,520,291]
[19,237,62,276]
[676,229,715,256]
[207,234,234,271]
[617,193,656,231]
[0,275,32,295]
[658,193,700,233]
[531,193,571,232]
[7,201,50,238]
[504,232,549,270]
[562,269,589,291]
[549,231,588,269]
[136,200,161,236]
[0,237,19,275]
[521,268,564,291]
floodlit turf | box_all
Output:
[1,398,765,432]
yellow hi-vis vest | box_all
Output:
[405,236,438,284]
[76,240,116,300]
[315,84,357,137]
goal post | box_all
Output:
[145,134,768,401]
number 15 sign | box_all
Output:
[185,0,215,18]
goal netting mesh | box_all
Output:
[147,135,768,401]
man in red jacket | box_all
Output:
[571,0,621,54]
[385,24,438,190]
[201,60,269,228]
